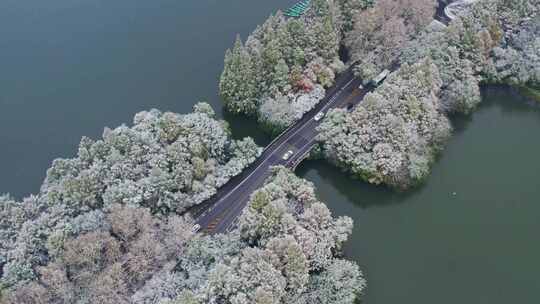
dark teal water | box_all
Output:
[0,0,285,198]
[297,87,540,304]
[2,2,539,303]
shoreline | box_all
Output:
[518,85,540,103]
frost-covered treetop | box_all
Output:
[132,167,365,304]
[42,103,260,216]
[219,1,346,133]
[0,103,261,294]
[318,59,451,189]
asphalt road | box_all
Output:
[192,2,456,234]
[193,65,374,234]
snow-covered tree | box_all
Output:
[2,165,364,304]
[299,259,365,304]
[1,205,194,304]
[220,6,344,132]
[128,167,364,304]
[0,103,262,298]
[318,59,451,189]
[401,0,539,113]
[344,0,438,80]
[220,36,258,115]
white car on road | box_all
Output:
[282,150,294,160]
[314,111,325,121]
[191,224,201,233]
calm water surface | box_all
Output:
[2,1,539,303]
[297,87,540,304]
[0,0,287,197]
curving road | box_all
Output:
[444,0,477,20]
[190,1,464,234]
[192,65,371,234]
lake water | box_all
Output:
[1,1,539,303]
[297,86,540,304]
[0,0,285,198]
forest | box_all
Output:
[1,104,362,303]
[220,0,538,189]
[1,0,539,303]
[219,0,362,133]
[318,0,539,189]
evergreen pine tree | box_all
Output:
[219,35,258,115]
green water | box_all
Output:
[2,0,539,302]
[519,86,540,102]
[297,86,540,303]
[0,0,285,198]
